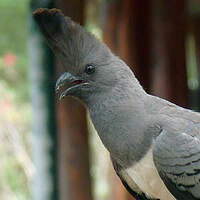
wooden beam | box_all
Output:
[103,0,152,92]
[57,100,92,200]
[185,16,200,110]
[118,0,152,92]
[151,0,188,107]
[55,1,93,200]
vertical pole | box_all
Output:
[151,0,188,106]
[117,0,152,92]
[191,17,200,110]
[55,1,93,200]
[103,0,152,92]
[30,1,58,200]
[192,18,200,72]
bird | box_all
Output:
[33,8,200,200]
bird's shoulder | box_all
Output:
[146,95,200,129]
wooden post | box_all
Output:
[192,17,200,72]
[103,0,152,92]
[118,0,152,92]
[151,0,188,107]
[55,1,93,200]
[191,16,200,110]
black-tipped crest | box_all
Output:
[33,8,111,73]
[33,8,74,45]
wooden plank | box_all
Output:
[55,1,93,200]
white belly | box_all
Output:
[120,148,175,200]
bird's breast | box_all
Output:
[120,147,175,200]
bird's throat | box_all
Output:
[87,87,149,167]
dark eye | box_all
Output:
[85,64,95,75]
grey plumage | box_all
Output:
[33,8,200,200]
[153,126,200,199]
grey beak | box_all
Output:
[55,72,76,93]
[55,72,89,100]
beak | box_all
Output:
[55,72,89,100]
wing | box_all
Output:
[153,128,200,200]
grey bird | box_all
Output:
[33,8,200,200]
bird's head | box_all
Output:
[33,8,125,103]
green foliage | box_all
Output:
[0,0,32,200]
[3,158,29,199]
[0,0,28,9]
[0,0,29,53]
[0,0,30,103]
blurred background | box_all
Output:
[1,0,200,200]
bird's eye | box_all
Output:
[85,64,95,75]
